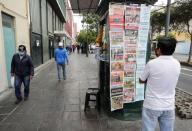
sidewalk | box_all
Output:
[0,53,191,131]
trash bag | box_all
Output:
[11,76,15,88]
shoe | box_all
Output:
[15,99,22,104]
[24,97,28,101]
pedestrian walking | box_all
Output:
[55,42,69,81]
[72,44,76,52]
[139,37,181,131]
[11,45,34,104]
[77,44,80,53]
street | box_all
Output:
[0,53,191,131]
[177,65,192,94]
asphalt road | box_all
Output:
[177,65,192,94]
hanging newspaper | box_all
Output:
[109,3,125,31]
[125,6,140,30]
[135,4,151,101]
[109,3,151,111]
[109,4,125,111]
[123,5,140,103]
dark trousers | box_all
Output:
[14,75,30,100]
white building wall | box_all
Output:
[0,12,7,92]
[0,0,30,93]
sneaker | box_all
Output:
[24,97,28,101]
[15,99,22,105]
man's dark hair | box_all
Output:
[18,45,26,52]
[157,37,177,55]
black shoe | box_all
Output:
[15,99,22,104]
[24,97,28,101]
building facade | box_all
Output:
[0,0,30,92]
[0,0,67,94]
[64,0,73,45]
[73,22,77,42]
[29,0,66,67]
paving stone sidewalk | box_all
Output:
[0,53,191,131]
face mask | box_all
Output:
[19,51,25,56]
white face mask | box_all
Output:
[19,51,25,56]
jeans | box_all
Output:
[57,63,66,80]
[142,107,175,131]
[14,75,30,99]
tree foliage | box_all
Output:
[171,0,192,35]
[151,0,192,62]
[77,29,97,44]
[171,0,192,62]
[76,14,99,45]
[151,11,166,34]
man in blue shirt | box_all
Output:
[55,42,69,81]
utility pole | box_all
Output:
[165,0,171,37]
[86,14,89,57]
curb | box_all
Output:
[180,61,192,67]
[34,59,54,74]
[176,88,192,119]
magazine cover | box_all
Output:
[124,53,136,63]
[111,95,124,111]
[109,4,124,16]
[124,88,135,103]
[109,15,124,25]
[110,31,124,45]
[111,71,124,86]
[111,47,124,61]
[125,44,136,54]
[124,29,138,41]
[125,6,140,30]
[111,87,123,97]
[124,77,135,89]
[111,62,124,71]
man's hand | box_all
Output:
[139,78,147,84]
[30,75,33,80]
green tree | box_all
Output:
[151,11,166,35]
[77,29,97,44]
[77,14,99,43]
[171,0,192,62]
[76,14,99,56]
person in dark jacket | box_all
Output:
[55,42,69,81]
[77,44,80,53]
[11,45,34,104]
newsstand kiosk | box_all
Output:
[96,0,156,120]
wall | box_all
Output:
[173,31,191,55]
[175,41,190,55]
[0,0,30,92]
[65,0,73,38]
[41,0,49,63]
